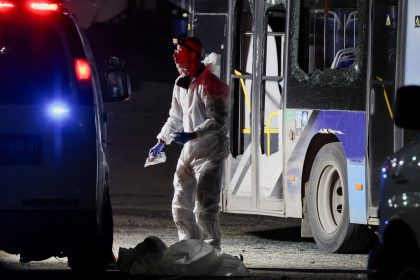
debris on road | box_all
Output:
[117,236,248,276]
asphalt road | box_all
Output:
[0,206,368,279]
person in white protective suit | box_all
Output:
[149,37,229,250]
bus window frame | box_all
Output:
[286,0,368,111]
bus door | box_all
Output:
[189,0,228,78]
[258,2,286,211]
[226,0,286,214]
[368,0,399,218]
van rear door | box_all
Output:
[0,20,96,210]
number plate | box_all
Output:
[0,134,41,165]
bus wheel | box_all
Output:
[308,142,371,253]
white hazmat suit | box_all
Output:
[156,57,229,249]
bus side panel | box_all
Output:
[336,111,367,224]
[347,163,367,224]
[284,109,317,218]
[285,110,367,224]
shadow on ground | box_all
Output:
[0,270,259,280]
[246,227,314,243]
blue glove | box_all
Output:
[172,132,197,145]
[149,142,164,157]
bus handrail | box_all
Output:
[233,70,252,111]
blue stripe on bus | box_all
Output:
[314,111,365,162]
[313,111,366,223]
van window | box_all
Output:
[0,22,70,104]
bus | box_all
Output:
[188,0,420,253]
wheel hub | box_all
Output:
[317,165,344,233]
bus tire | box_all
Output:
[308,142,371,253]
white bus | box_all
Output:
[188,0,420,253]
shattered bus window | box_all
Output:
[287,0,368,111]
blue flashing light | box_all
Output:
[47,102,70,119]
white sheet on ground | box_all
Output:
[117,236,248,276]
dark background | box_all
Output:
[85,1,188,89]
[82,1,190,209]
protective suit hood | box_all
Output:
[202,52,218,75]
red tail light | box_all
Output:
[74,59,92,82]
[0,1,61,13]
[0,2,14,10]
[29,2,59,11]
